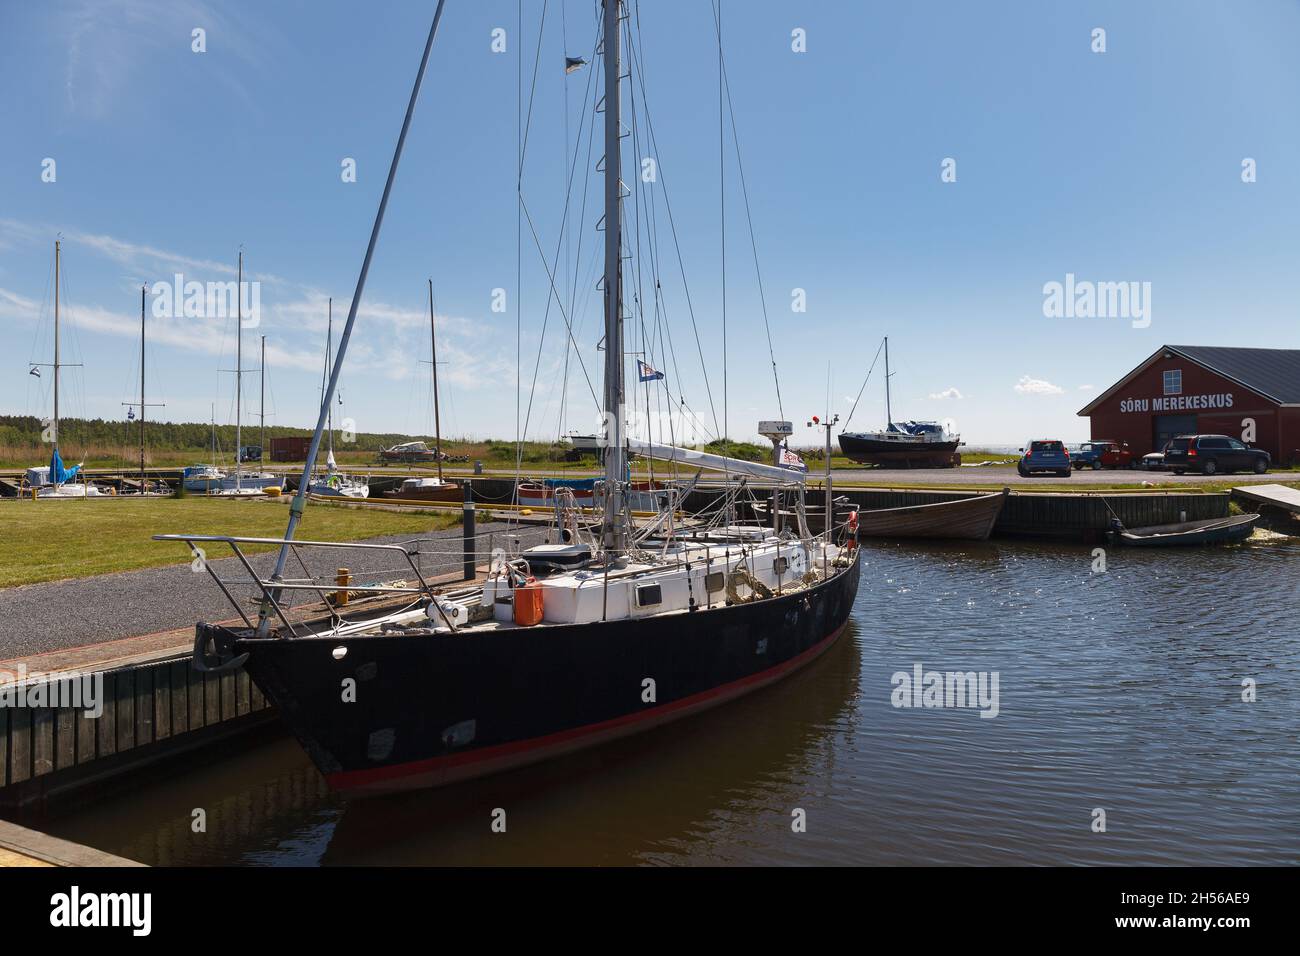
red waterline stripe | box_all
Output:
[327,619,849,791]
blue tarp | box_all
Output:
[49,447,79,484]
[542,477,597,490]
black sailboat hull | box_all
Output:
[223,550,860,796]
[838,433,961,467]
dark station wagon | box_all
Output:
[1018,439,1072,477]
[1163,434,1270,476]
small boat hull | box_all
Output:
[516,481,669,511]
[1112,513,1260,547]
[858,489,1008,541]
[383,483,462,503]
[838,433,960,468]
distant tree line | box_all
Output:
[0,415,433,454]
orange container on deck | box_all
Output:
[513,578,545,627]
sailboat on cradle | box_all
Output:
[27,240,104,499]
[838,336,963,468]
[160,1,859,796]
[307,298,369,498]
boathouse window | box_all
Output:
[635,583,663,608]
[705,571,725,594]
[1163,369,1182,395]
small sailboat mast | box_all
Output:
[53,240,61,458]
[138,285,146,488]
[235,250,243,491]
[428,278,443,482]
[884,335,891,428]
[326,299,334,470]
[259,334,267,460]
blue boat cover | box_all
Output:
[49,447,79,484]
[542,477,597,490]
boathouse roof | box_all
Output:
[1078,344,1300,415]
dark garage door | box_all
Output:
[1153,414,1197,451]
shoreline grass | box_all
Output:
[0,497,459,589]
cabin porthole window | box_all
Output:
[773,557,789,575]
[635,583,663,608]
[704,572,725,594]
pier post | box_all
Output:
[463,480,475,581]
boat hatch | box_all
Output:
[524,543,594,572]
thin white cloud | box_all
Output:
[61,0,261,120]
[1014,375,1063,396]
[929,387,963,400]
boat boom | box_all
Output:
[627,439,806,485]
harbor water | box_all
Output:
[40,536,1300,865]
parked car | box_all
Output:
[1163,434,1270,476]
[1018,439,1072,477]
[1073,440,1137,470]
[1141,443,1170,470]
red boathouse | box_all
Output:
[1078,345,1300,465]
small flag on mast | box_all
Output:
[637,359,665,382]
[127,407,136,421]
[564,56,587,74]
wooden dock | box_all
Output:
[0,819,142,866]
[1230,483,1300,515]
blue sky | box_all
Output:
[2,0,1298,451]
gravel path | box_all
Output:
[0,521,551,660]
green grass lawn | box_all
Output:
[0,497,459,588]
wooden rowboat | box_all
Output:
[1110,513,1259,547]
[857,488,1008,541]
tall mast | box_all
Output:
[428,278,443,482]
[53,239,60,456]
[259,335,266,460]
[884,335,892,427]
[601,0,626,551]
[139,285,146,488]
[235,250,243,490]
[326,298,334,463]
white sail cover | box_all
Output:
[627,439,806,485]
